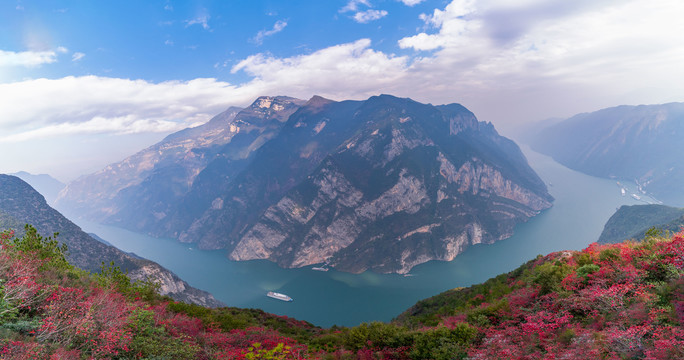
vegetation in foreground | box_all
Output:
[1,225,683,359]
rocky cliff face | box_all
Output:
[528,102,684,206]
[169,95,551,273]
[0,175,222,307]
[58,94,552,274]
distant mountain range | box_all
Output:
[56,94,553,274]
[598,204,684,244]
[528,102,684,205]
[10,171,65,205]
[0,174,222,307]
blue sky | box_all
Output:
[0,0,430,83]
[1,0,683,181]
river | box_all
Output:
[73,147,651,327]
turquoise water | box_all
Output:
[74,147,649,327]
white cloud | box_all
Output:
[0,40,409,145]
[185,14,210,30]
[164,39,174,46]
[398,0,424,5]
[353,9,388,23]
[399,0,477,50]
[393,0,684,130]
[340,0,372,13]
[0,116,183,143]
[0,76,257,143]
[71,52,85,61]
[252,20,288,45]
[232,39,409,99]
[3,0,684,178]
[0,49,60,67]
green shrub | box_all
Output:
[96,261,160,301]
[410,324,477,360]
[576,264,600,278]
[128,308,199,359]
[533,261,572,295]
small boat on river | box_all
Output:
[266,291,293,302]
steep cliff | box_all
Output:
[217,95,552,273]
[0,174,222,307]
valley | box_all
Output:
[71,146,644,327]
[528,102,684,206]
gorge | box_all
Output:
[56,95,553,274]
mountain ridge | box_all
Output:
[56,94,553,274]
[598,204,684,244]
[528,102,684,205]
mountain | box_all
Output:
[9,171,65,205]
[598,204,684,244]
[0,174,222,307]
[57,94,553,274]
[55,96,305,230]
[528,102,684,205]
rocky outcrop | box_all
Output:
[128,263,222,308]
[441,155,551,216]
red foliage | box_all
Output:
[3,228,684,359]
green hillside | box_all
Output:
[598,204,684,244]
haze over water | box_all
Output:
[74,147,647,327]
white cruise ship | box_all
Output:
[266,291,293,302]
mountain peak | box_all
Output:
[250,96,306,111]
[302,95,335,113]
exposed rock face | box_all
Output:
[127,264,220,307]
[528,102,684,206]
[216,95,551,273]
[0,175,222,307]
[59,94,552,274]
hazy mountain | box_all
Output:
[528,102,684,205]
[598,204,684,244]
[55,96,305,230]
[0,174,222,307]
[58,94,552,274]
[9,171,65,205]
